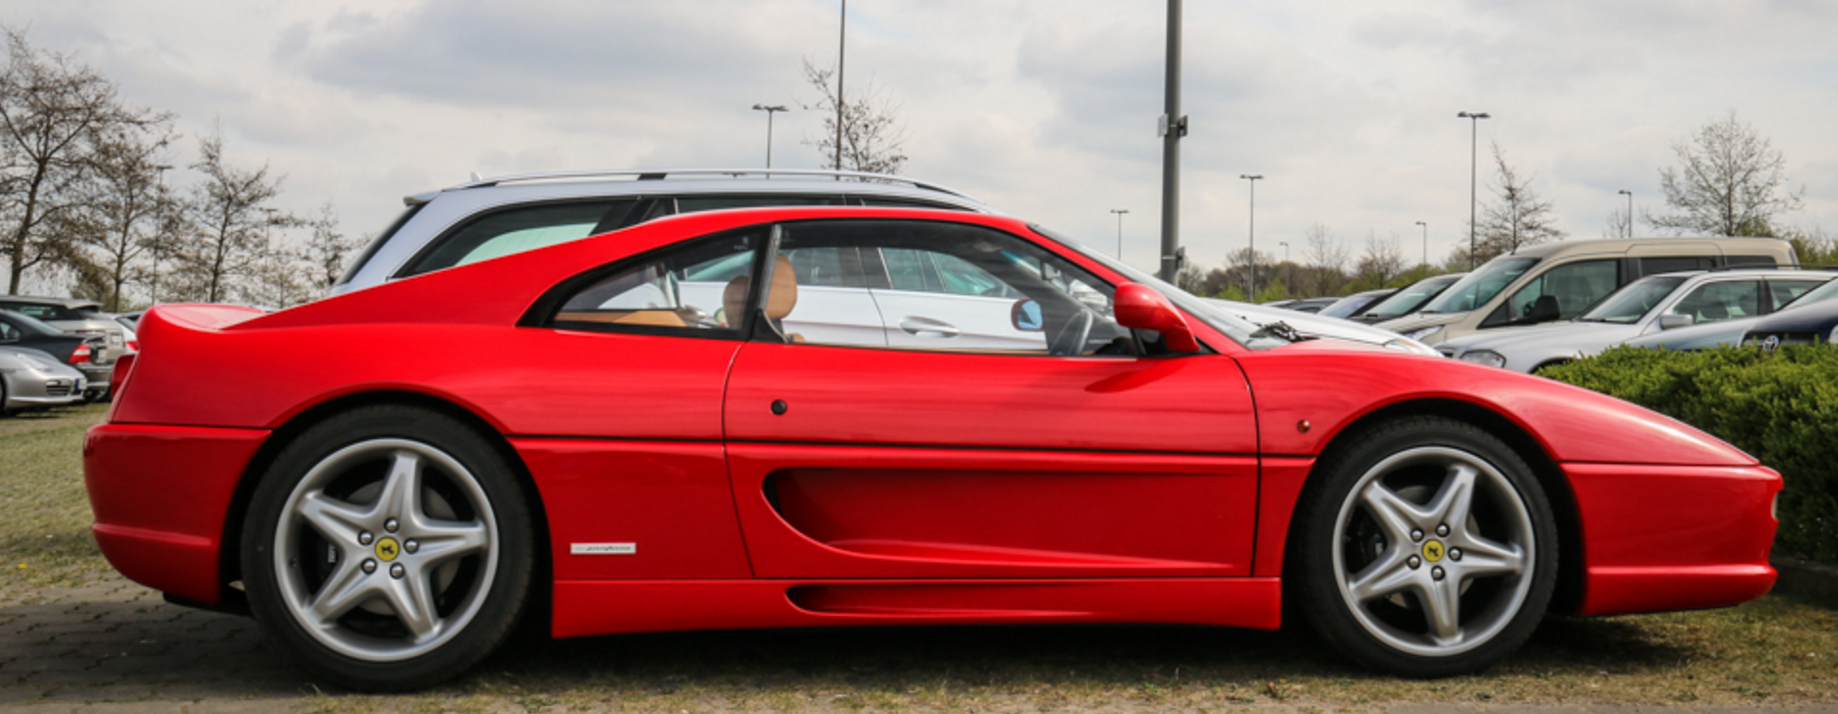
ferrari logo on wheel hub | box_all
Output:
[375,537,401,562]
[1422,540,1445,563]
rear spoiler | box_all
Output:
[142,304,266,332]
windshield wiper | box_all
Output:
[1249,320,1310,342]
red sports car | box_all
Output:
[84,208,1779,690]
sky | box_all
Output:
[8,0,1838,280]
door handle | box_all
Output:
[899,316,960,337]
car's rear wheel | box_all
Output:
[1292,415,1556,677]
[242,406,533,691]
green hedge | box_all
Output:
[1540,344,1838,563]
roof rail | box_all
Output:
[447,168,975,199]
[1705,263,1838,273]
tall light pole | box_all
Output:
[835,0,847,173]
[1457,111,1490,269]
[1110,209,1129,261]
[1158,0,1187,282]
[1618,189,1633,239]
[1240,174,1263,299]
[752,104,787,169]
[1279,240,1290,294]
[1415,220,1428,277]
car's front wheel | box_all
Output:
[241,406,533,691]
[1292,415,1557,677]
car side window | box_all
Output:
[1667,280,1761,323]
[768,219,1132,356]
[401,200,640,278]
[1501,259,1620,321]
[1768,279,1827,311]
[0,319,17,342]
[547,228,762,337]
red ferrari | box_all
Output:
[84,208,1779,690]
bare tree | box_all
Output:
[0,28,167,294]
[801,60,908,175]
[168,130,300,304]
[1603,206,1633,240]
[1356,231,1406,287]
[300,202,358,291]
[1472,142,1563,262]
[76,122,178,310]
[1303,223,1349,295]
[1648,112,1803,237]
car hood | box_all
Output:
[1746,298,1838,333]
[1373,310,1464,333]
[1441,321,1641,354]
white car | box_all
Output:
[1438,268,1834,372]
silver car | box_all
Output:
[333,168,994,296]
[1439,268,1834,372]
[1623,276,1838,351]
[0,345,86,414]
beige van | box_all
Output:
[1375,237,1798,345]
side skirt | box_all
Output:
[552,578,1281,638]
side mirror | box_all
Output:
[1524,294,1562,323]
[1658,314,1694,330]
[1010,299,1045,332]
[1113,283,1201,353]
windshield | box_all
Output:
[0,310,65,335]
[1580,276,1687,323]
[1421,258,1539,314]
[1029,225,1291,349]
[1781,275,1838,309]
[1362,274,1462,320]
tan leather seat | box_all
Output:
[722,256,802,341]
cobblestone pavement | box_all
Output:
[2,580,1833,713]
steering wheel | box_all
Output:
[1049,310,1095,356]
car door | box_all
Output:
[722,219,1261,579]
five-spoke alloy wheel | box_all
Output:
[1294,415,1557,677]
[243,406,533,691]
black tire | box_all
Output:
[241,405,534,691]
[1290,415,1557,677]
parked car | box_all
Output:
[1201,298,1439,355]
[0,296,129,358]
[1377,237,1798,345]
[0,345,87,414]
[109,313,142,351]
[1624,275,1838,351]
[1350,273,1468,325]
[0,309,109,399]
[1317,289,1398,320]
[88,206,1779,690]
[1271,296,1340,313]
[331,168,995,296]
[1742,290,1838,350]
[1438,269,1834,372]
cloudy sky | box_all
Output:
[9,0,1838,274]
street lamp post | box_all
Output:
[1110,209,1129,261]
[835,0,847,173]
[1240,174,1263,299]
[1158,0,1187,283]
[1457,111,1490,268]
[1618,189,1633,239]
[1415,220,1428,277]
[1278,240,1289,295]
[752,104,788,169]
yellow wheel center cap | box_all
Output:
[1422,540,1445,563]
[375,537,401,562]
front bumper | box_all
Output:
[2,372,85,409]
[83,423,269,604]
[1567,462,1781,615]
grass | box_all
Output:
[0,402,112,603]
[3,405,1834,709]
